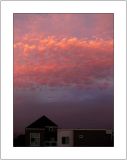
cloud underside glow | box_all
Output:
[14,35,113,89]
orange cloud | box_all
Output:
[14,34,113,89]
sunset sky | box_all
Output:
[14,14,114,136]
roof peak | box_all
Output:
[26,115,58,128]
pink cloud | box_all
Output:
[14,34,113,89]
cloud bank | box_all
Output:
[14,35,113,89]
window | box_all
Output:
[106,130,112,134]
[49,127,54,132]
[46,127,54,132]
[62,137,69,144]
[30,133,40,146]
[79,134,84,139]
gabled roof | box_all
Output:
[26,115,57,128]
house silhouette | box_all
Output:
[25,115,113,147]
[25,115,58,146]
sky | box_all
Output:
[13,14,114,136]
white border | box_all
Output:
[1,1,126,159]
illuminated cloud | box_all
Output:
[14,35,113,89]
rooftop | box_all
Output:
[26,115,58,128]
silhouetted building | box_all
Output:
[23,115,113,147]
[57,129,113,147]
[73,129,113,147]
[25,116,58,146]
[57,129,74,147]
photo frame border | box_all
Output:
[1,1,126,159]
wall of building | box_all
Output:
[25,128,113,147]
[73,129,113,147]
[57,129,73,147]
